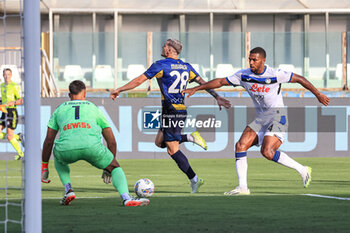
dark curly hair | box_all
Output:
[250,47,266,58]
[69,80,86,95]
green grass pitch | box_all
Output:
[1,157,350,233]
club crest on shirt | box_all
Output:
[265,78,271,84]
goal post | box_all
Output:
[24,0,42,232]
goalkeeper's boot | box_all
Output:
[224,186,250,196]
[60,189,76,205]
[123,197,150,207]
[191,131,207,150]
[191,178,204,193]
[14,152,24,161]
[18,133,25,147]
[301,166,312,188]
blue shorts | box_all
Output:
[161,110,187,142]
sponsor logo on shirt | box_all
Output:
[249,83,270,93]
[170,98,184,104]
[63,122,91,131]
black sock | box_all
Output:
[179,134,188,144]
[171,150,196,180]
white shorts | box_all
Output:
[248,114,288,146]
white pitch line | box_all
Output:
[303,194,350,201]
[1,193,296,201]
[4,175,162,179]
[3,193,349,201]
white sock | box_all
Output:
[236,157,248,189]
[187,134,194,142]
[121,193,131,201]
[190,175,198,184]
[276,151,304,174]
[64,183,73,193]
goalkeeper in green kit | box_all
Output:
[41,80,149,207]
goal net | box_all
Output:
[0,0,25,232]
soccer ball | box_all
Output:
[134,178,154,198]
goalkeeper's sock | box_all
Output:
[0,132,6,139]
[9,138,23,156]
[121,193,131,201]
[64,183,73,193]
[111,167,130,197]
[171,150,196,180]
[54,159,71,185]
[235,152,248,189]
[272,151,304,174]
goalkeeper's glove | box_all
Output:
[41,162,51,183]
[101,170,112,184]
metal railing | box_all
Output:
[41,49,59,97]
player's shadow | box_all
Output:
[155,190,194,194]
[42,186,120,194]
[42,187,67,192]
[251,178,297,182]
[74,187,124,193]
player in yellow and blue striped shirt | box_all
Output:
[110,39,231,193]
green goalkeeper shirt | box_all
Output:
[48,100,110,151]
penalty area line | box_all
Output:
[303,194,350,201]
[39,193,295,199]
[10,193,350,201]
[3,193,329,201]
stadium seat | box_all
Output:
[215,64,235,78]
[293,67,303,75]
[335,63,350,80]
[63,65,84,81]
[127,64,148,89]
[308,67,326,80]
[278,64,295,73]
[191,64,201,74]
[214,64,240,90]
[0,64,21,84]
[93,65,113,82]
[127,64,146,80]
[92,65,115,88]
[191,64,208,80]
[335,64,342,80]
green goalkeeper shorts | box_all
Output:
[53,143,114,169]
